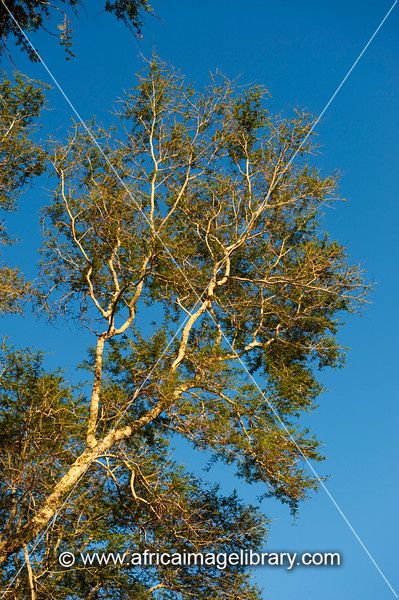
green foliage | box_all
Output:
[0,264,30,313]
[0,347,266,599]
[0,72,46,209]
[0,345,83,537]
[0,72,46,314]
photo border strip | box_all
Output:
[0,1,397,597]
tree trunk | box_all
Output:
[0,426,130,565]
[0,385,183,565]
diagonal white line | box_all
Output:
[0,295,200,594]
[267,0,399,186]
[1,0,398,597]
[0,309,192,596]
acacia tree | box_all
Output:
[0,72,46,314]
[0,60,366,597]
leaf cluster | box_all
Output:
[0,0,155,60]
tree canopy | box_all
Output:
[0,345,265,599]
[0,59,367,598]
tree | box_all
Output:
[0,345,266,598]
[0,0,155,60]
[0,72,46,314]
[0,59,366,596]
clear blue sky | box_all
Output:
[1,1,398,598]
